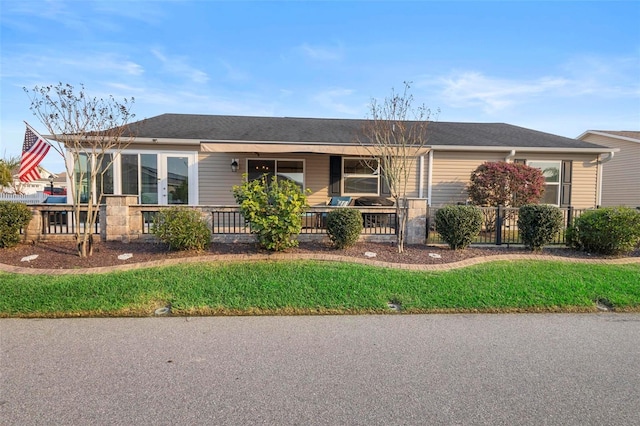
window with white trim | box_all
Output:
[342,158,379,195]
[528,161,561,205]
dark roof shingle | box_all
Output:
[129,113,608,150]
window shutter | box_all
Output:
[560,160,572,206]
[329,156,341,196]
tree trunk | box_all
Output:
[395,198,408,254]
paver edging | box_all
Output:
[1,252,639,275]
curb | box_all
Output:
[1,252,639,275]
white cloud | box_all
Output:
[311,88,361,115]
[428,54,640,115]
[298,42,344,61]
[151,49,209,84]
[0,51,144,79]
[435,71,568,113]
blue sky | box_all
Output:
[1,0,639,172]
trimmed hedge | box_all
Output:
[518,204,564,251]
[326,208,363,249]
[151,207,211,251]
[567,207,640,255]
[435,205,483,250]
[0,202,32,248]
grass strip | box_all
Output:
[0,260,639,317]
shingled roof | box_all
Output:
[128,113,609,151]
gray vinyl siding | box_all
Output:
[521,153,599,208]
[430,151,505,206]
[430,151,600,208]
[198,153,330,206]
[581,134,640,207]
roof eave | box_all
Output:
[577,130,640,144]
[428,145,618,154]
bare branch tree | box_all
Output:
[360,82,435,253]
[24,83,135,257]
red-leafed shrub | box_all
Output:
[467,161,546,207]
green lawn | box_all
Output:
[1,260,639,317]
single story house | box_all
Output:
[66,114,616,209]
[577,130,640,207]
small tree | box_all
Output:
[360,82,435,253]
[468,161,546,232]
[0,156,22,193]
[468,161,546,207]
[232,174,309,251]
[24,83,135,257]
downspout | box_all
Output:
[596,152,615,207]
[505,149,516,162]
[427,150,433,206]
[418,155,425,199]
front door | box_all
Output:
[160,155,190,205]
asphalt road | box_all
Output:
[2,314,639,425]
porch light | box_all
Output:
[230,159,239,173]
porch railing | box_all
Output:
[140,206,398,236]
[40,206,100,235]
[426,206,587,246]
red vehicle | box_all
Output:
[44,187,67,196]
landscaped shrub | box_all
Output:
[326,208,363,249]
[232,174,309,251]
[151,207,211,251]
[518,204,564,251]
[435,205,483,250]
[0,202,32,248]
[468,161,546,207]
[566,207,640,255]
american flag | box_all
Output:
[19,125,51,183]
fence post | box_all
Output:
[566,205,574,228]
[496,205,504,245]
[425,206,431,241]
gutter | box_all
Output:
[427,145,617,154]
[596,151,615,207]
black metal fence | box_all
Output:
[209,208,397,236]
[41,208,100,235]
[426,206,588,246]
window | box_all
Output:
[247,159,304,189]
[343,158,379,195]
[120,153,158,204]
[74,153,90,203]
[528,161,561,205]
[121,154,139,195]
[97,154,114,202]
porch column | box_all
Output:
[100,195,138,243]
[405,198,428,245]
[23,206,43,243]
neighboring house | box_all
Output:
[63,114,615,209]
[577,130,640,207]
[3,167,58,195]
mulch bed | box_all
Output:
[2,239,638,270]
